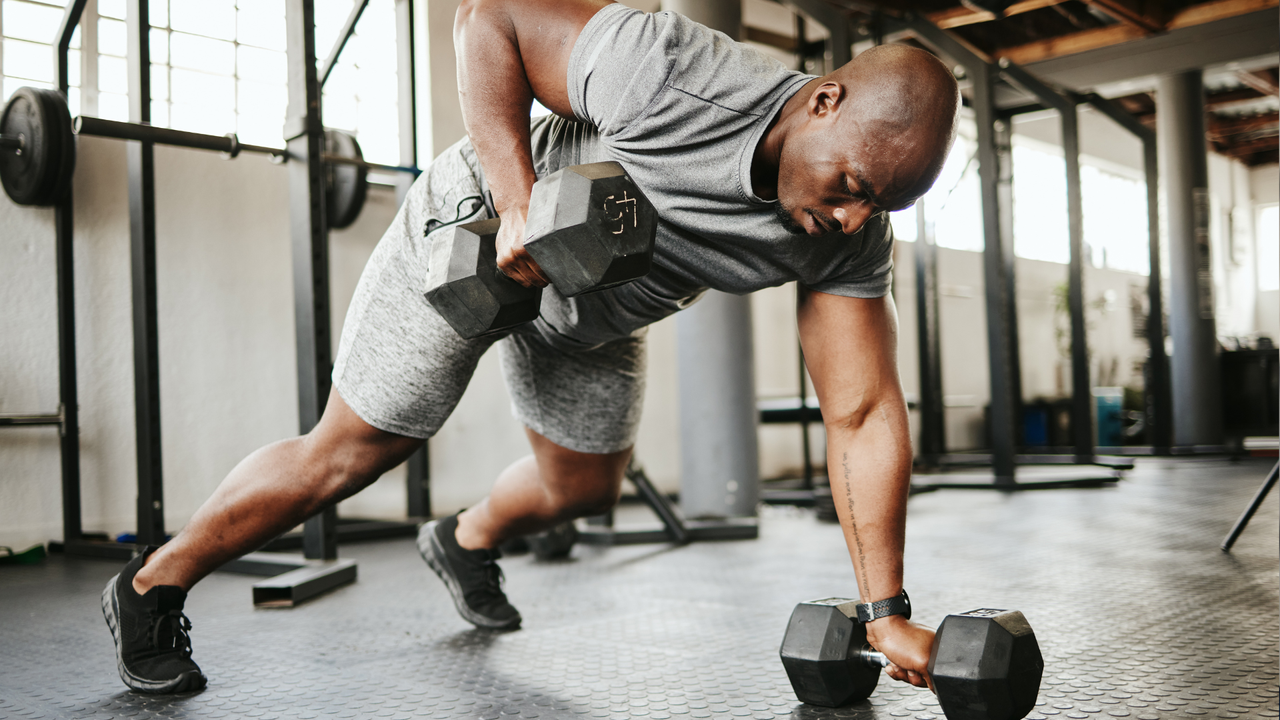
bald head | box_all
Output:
[828,45,960,202]
[759,44,961,236]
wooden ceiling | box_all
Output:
[821,0,1280,165]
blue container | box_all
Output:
[1094,387,1124,447]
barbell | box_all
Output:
[0,86,415,229]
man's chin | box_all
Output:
[773,202,808,236]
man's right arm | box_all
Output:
[453,0,612,288]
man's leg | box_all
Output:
[456,427,631,550]
[419,428,630,629]
[102,389,420,694]
[135,388,422,593]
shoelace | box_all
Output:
[464,553,507,604]
[149,609,195,659]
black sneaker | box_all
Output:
[418,514,522,630]
[101,547,207,693]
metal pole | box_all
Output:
[914,199,945,466]
[127,0,165,546]
[1060,102,1094,460]
[1079,92,1170,454]
[1156,71,1222,448]
[319,0,371,88]
[395,0,429,518]
[974,62,1018,483]
[53,0,89,545]
[665,0,760,519]
[798,338,812,489]
[1142,136,1172,453]
[994,117,1024,449]
[286,0,338,560]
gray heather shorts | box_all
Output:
[331,139,646,454]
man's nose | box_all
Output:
[832,205,874,235]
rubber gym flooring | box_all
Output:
[1,457,1276,720]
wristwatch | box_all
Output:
[855,589,912,623]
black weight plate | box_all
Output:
[324,129,367,230]
[41,88,76,204]
[1,87,64,206]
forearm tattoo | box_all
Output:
[842,451,871,598]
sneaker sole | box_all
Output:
[101,573,207,694]
[417,522,521,630]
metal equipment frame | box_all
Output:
[3,0,427,603]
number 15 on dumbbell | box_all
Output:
[424,162,657,339]
[780,598,1044,720]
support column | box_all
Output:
[127,0,165,545]
[663,0,759,519]
[974,63,1018,483]
[676,292,760,518]
[285,0,338,559]
[1156,72,1222,448]
[914,199,945,467]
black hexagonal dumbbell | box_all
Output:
[424,161,657,339]
[780,599,1044,720]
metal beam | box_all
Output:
[999,61,1092,461]
[782,0,851,67]
[286,0,339,560]
[55,0,90,92]
[1080,92,1170,453]
[52,0,86,548]
[914,199,945,468]
[127,0,165,546]
[319,0,370,88]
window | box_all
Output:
[1,0,82,113]
[1258,205,1279,292]
[1081,165,1148,275]
[897,135,983,251]
[3,0,400,165]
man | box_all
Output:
[101,0,959,696]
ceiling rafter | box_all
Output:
[994,0,1279,64]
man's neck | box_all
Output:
[751,77,821,201]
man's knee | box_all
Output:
[528,429,631,519]
[301,390,424,504]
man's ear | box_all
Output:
[808,81,845,118]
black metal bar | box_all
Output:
[406,446,430,518]
[1221,462,1278,551]
[0,136,23,149]
[998,62,1093,462]
[55,0,90,93]
[1061,103,1093,462]
[74,116,284,157]
[798,340,813,489]
[0,413,63,426]
[997,102,1049,119]
[321,153,418,175]
[393,0,430,520]
[319,0,371,88]
[127,0,165,547]
[994,117,1024,448]
[973,63,1017,484]
[287,0,339,561]
[1080,93,1171,455]
[892,15,1016,482]
[626,463,689,544]
[914,198,945,467]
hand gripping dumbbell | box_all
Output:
[424,161,657,339]
[780,598,1044,720]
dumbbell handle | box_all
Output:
[856,644,891,669]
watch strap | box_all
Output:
[855,589,911,623]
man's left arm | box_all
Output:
[796,286,935,689]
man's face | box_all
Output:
[774,104,935,237]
